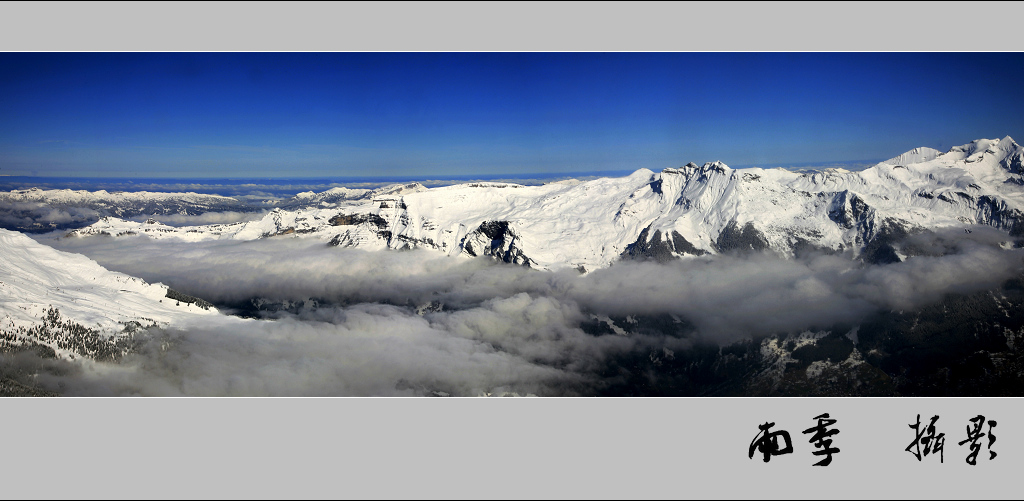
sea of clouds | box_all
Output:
[20,225,1022,397]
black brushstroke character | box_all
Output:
[749,422,794,463]
[906,414,944,463]
[802,413,840,466]
[957,415,997,465]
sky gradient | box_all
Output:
[2,52,1023,178]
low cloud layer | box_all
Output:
[0,201,101,230]
[27,226,1024,396]
[27,308,585,397]
[0,200,267,232]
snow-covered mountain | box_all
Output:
[64,137,1024,271]
[0,228,218,360]
[277,182,429,209]
[1,187,237,206]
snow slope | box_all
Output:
[0,228,218,360]
[63,137,1024,271]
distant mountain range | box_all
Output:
[62,136,1024,270]
[0,187,256,233]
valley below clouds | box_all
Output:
[21,227,1024,397]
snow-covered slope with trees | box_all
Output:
[64,137,1024,271]
[0,228,218,360]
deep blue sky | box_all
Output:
[2,52,1023,178]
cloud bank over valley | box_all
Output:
[24,227,1023,397]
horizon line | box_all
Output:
[0,159,889,182]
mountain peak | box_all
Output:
[626,168,657,180]
[882,146,943,166]
[373,182,428,196]
[995,135,1022,155]
[671,161,728,172]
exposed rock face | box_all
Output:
[828,190,874,231]
[461,221,533,267]
[714,221,770,254]
[622,226,707,262]
[329,213,388,227]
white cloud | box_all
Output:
[27,227,1024,396]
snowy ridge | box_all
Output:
[64,137,1024,271]
[0,228,217,360]
[279,182,429,208]
[881,146,943,166]
[0,187,239,206]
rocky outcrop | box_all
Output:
[461,221,533,267]
[714,221,770,254]
[622,226,708,262]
